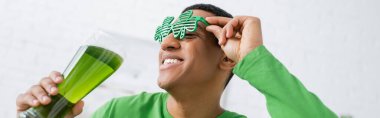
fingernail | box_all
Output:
[47,85,52,92]
[53,77,58,81]
[55,76,62,82]
[50,87,57,93]
[42,96,48,102]
[32,99,38,105]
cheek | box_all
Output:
[191,44,220,70]
[182,38,222,73]
[158,50,162,64]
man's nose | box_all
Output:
[160,34,181,51]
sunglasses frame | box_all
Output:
[154,10,210,43]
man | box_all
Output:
[16,4,338,118]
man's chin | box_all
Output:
[157,77,174,90]
[157,81,168,89]
[157,73,187,91]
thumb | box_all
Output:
[206,25,226,45]
[72,100,84,116]
[65,100,84,118]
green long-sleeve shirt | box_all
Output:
[92,45,337,118]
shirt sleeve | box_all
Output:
[233,45,338,118]
[91,98,115,118]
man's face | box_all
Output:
[157,10,224,90]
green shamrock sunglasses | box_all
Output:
[154,10,210,43]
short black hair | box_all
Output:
[183,4,234,88]
[182,4,233,18]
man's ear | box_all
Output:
[219,56,236,70]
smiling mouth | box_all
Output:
[162,58,184,65]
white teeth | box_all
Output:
[163,59,181,65]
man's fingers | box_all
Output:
[40,77,59,95]
[65,100,84,118]
[29,85,51,105]
[226,18,240,38]
[16,93,39,111]
[220,28,227,45]
[72,100,84,116]
[16,71,66,115]
[49,71,63,83]
[206,16,232,27]
[206,25,225,44]
[206,25,223,38]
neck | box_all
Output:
[166,83,224,118]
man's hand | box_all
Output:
[206,16,263,63]
[16,71,84,118]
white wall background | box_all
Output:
[1,0,379,117]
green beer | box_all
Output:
[22,45,123,118]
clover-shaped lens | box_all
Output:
[154,10,209,43]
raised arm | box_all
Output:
[206,16,337,118]
[233,45,337,118]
